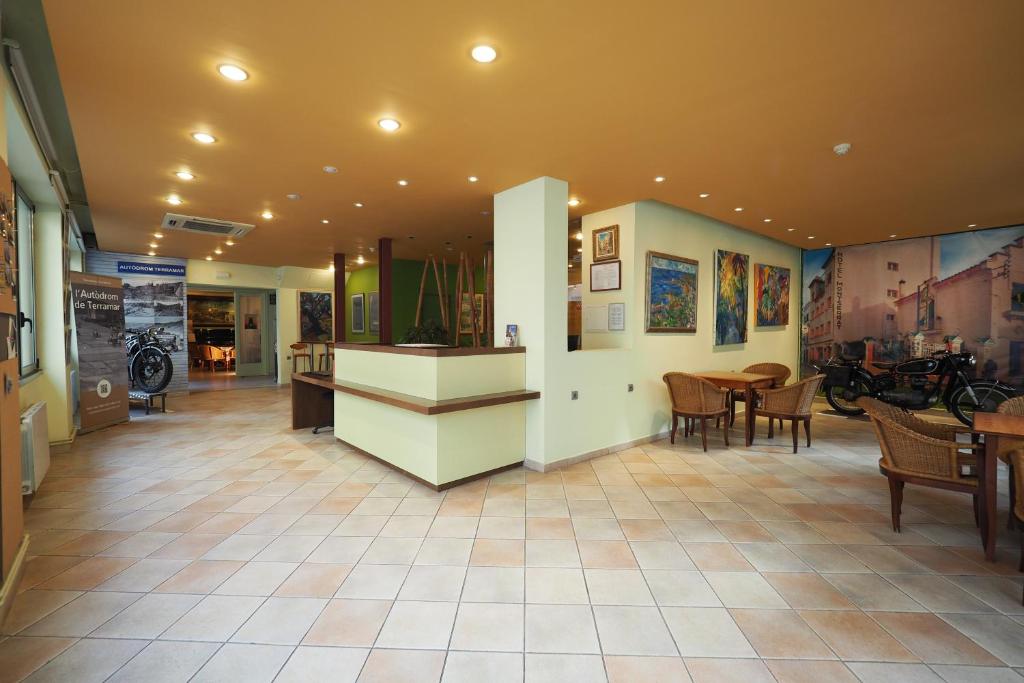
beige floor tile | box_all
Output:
[593,605,678,656]
[213,561,298,596]
[684,657,776,683]
[799,610,918,662]
[303,598,392,646]
[645,570,722,607]
[682,543,754,571]
[275,645,367,683]
[378,600,459,649]
[360,537,423,564]
[619,519,674,541]
[161,594,265,641]
[525,604,600,654]
[399,565,466,601]
[231,596,327,645]
[336,564,409,599]
[871,611,1004,665]
[0,636,77,681]
[704,572,788,608]
[428,517,479,538]
[731,608,834,659]
[844,662,945,682]
[192,643,293,683]
[414,538,474,565]
[763,572,855,610]
[525,539,580,568]
[274,562,352,597]
[3,590,83,635]
[765,659,859,683]
[331,515,388,536]
[154,559,243,594]
[25,637,148,683]
[886,574,998,613]
[585,568,654,605]
[23,591,141,637]
[149,533,228,560]
[107,640,219,683]
[525,567,588,604]
[359,648,446,683]
[662,607,756,658]
[578,540,638,569]
[38,556,137,590]
[93,592,202,638]
[938,614,1024,667]
[201,534,275,561]
[461,566,525,603]
[441,651,523,683]
[735,542,811,572]
[95,558,191,591]
[824,573,926,611]
[450,602,523,651]
[604,655,691,682]
[525,653,606,683]
[788,545,870,573]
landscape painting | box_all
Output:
[299,291,333,342]
[754,263,790,326]
[714,249,749,345]
[645,251,698,333]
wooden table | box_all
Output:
[972,411,1024,561]
[695,371,776,447]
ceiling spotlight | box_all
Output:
[214,247,223,255]
[166,195,182,205]
[286,193,301,200]
[323,166,338,174]
[654,176,666,183]
[356,255,365,265]
[568,264,573,269]
[261,210,273,219]
[217,64,249,81]
[576,247,582,253]
[825,242,833,246]
[205,255,213,261]
[481,210,490,216]
[397,179,409,186]
[833,142,852,156]
[321,219,330,224]
[148,242,158,248]
[378,118,401,132]
[147,250,156,256]
[568,198,581,207]
[471,44,498,63]
[225,239,235,246]
[175,171,195,181]
[191,132,216,144]
[763,218,772,223]
[468,176,479,183]
[154,232,164,239]
[328,264,336,273]
[968,224,977,228]
[353,202,364,208]
[787,228,796,232]
[699,193,710,198]
[575,232,583,241]
[808,236,816,240]
[889,234,897,238]
[734,207,743,212]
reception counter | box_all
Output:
[324,343,539,489]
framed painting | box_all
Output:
[754,263,790,326]
[592,224,619,262]
[714,249,749,345]
[351,293,365,334]
[590,260,621,292]
[458,292,485,335]
[368,292,380,333]
[645,251,698,333]
[298,290,333,342]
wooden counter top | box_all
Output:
[334,342,525,357]
[292,372,539,415]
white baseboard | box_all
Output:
[525,429,671,472]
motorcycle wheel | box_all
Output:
[131,347,173,393]
[949,384,1012,426]
[825,381,870,416]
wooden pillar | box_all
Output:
[378,238,393,344]
[333,253,345,343]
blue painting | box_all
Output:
[645,251,698,333]
[714,249,749,345]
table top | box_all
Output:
[696,371,776,387]
[972,411,1024,438]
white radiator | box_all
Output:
[21,402,50,495]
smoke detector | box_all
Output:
[833,142,852,156]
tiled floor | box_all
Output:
[4,387,1024,682]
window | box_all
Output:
[15,188,38,376]
[886,289,898,298]
[887,262,899,272]
[1012,283,1024,312]
[886,313,896,321]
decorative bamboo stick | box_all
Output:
[453,253,465,347]
[430,255,446,331]
[414,258,429,327]
[467,255,480,348]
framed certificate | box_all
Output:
[590,260,621,292]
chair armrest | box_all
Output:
[876,415,972,481]
[756,383,803,413]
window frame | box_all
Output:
[14,183,39,378]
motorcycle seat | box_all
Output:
[872,361,898,370]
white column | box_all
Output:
[493,177,568,465]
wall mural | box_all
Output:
[714,249,749,345]
[644,251,698,333]
[754,263,790,327]
[801,224,1024,386]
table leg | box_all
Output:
[980,435,998,561]
[744,386,755,447]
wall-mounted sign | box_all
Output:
[117,261,186,277]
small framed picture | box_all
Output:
[351,293,365,334]
[592,224,619,262]
[505,324,518,347]
[590,260,622,292]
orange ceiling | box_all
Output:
[42,0,1024,269]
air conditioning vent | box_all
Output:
[161,213,254,238]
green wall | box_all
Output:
[346,258,487,345]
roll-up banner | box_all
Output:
[71,272,130,432]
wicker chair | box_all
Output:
[997,397,1024,529]
[1008,452,1024,597]
[859,397,980,533]
[752,374,824,453]
[731,362,791,428]
[663,372,730,452]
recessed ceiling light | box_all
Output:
[889,234,897,238]
[225,239,235,246]
[787,228,796,232]
[205,255,213,261]
[321,219,330,224]
[699,193,710,198]
[378,118,401,132]
[148,242,158,248]
[481,210,490,216]
[468,176,479,183]
[175,171,195,181]
[808,236,816,240]
[968,224,977,228]
[356,255,365,265]
[397,179,409,186]
[568,263,573,269]
[568,198,581,207]
[191,132,216,144]
[734,207,743,212]
[217,64,248,81]
[575,232,583,241]
[470,45,498,63]
[353,202,364,208]
[763,218,772,223]
[576,247,582,253]
[323,166,338,174]
[147,250,156,256]
[328,264,336,273]
[154,232,163,239]
[825,242,833,246]
[654,176,666,183]
[166,195,182,205]
[261,210,273,219]
[214,247,223,255]
[286,193,301,200]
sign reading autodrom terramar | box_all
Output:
[71,272,130,432]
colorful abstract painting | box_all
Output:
[299,291,333,342]
[754,263,790,326]
[714,249,749,345]
[645,251,698,333]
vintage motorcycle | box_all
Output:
[125,326,174,394]
[820,351,1014,425]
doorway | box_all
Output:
[188,286,277,392]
